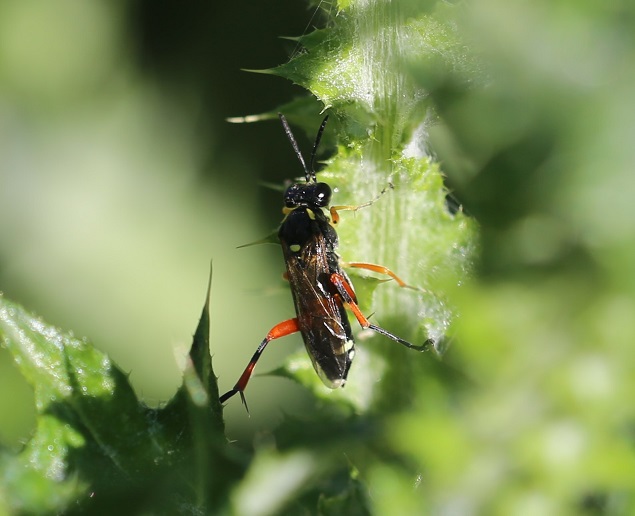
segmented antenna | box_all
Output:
[279,113,329,183]
[279,113,309,181]
[309,116,329,181]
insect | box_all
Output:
[220,114,430,410]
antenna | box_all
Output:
[278,113,329,183]
[309,116,329,181]
[279,113,310,182]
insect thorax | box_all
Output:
[279,207,338,252]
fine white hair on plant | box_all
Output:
[403,121,432,159]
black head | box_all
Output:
[284,181,332,209]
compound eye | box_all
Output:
[313,182,332,207]
[284,184,302,207]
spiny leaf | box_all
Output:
[0,295,158,511]
[232,0,476,409]
[0,274,232,513]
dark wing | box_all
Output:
[281,230,355,388]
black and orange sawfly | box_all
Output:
[220,114,430,410]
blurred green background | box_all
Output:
[0,0,325,446]
[3,2,635,512]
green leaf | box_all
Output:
[0,271,233,513]
[0,294,158,512]
[317,474,371,516]
[237,0,477,409]
[221,1,479,513]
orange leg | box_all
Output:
[329,272,430,351]
[342,261,427,292]
[343,262,407,288]
[329,183,393,225]
[219,318,300,412]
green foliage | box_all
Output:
[262,0,475,359]
[2,0,635,514]
[0,276,235,514]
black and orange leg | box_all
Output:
[329,272,431,351]
[219,318,300,412]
